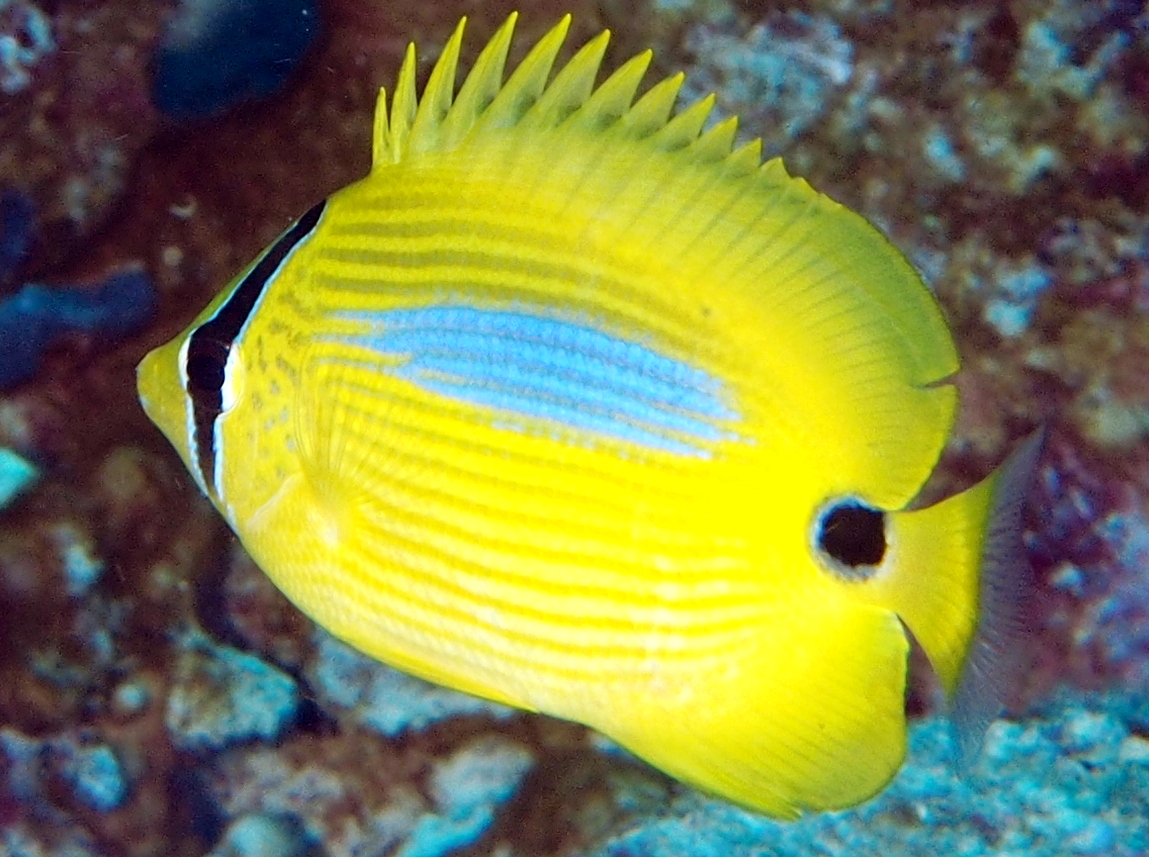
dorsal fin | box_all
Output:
[371,15,748,170]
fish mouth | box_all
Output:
[136,339,188,458]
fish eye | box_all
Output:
[184,336,230,397]
[813,498,887,580]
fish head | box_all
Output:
[136,263,259,507]
[137,200,326,516]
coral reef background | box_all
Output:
[1,0,1147,855]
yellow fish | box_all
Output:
[137,14,1039,818]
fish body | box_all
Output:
[137,15,1036,818]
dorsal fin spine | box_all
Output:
[409,19,467,156]
[369,14,772,177]
[476,15,572,132]
[649,85,709,152]
[371,86,390,167]
[567,49,651,133]
[692,116,739,161]
[439,14,518,149]
[726,139,764,176]
[521,30,611,131]
[384,43,419,166]
[617,71,681,138]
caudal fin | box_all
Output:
[949,428,1044,767]
[875,429,1043,767]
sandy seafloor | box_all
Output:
[1,0,1148,854]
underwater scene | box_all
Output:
[2,0,1149,854]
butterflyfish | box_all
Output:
[137,14,1040,818]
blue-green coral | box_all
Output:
[0,448,37,511]
[310,631,514,738]
[679,10,853,156]
[165,632,300,752]
[0,0,53,94]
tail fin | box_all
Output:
[949,429,1044,766]
[878,430,1044,766]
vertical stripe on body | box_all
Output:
[183,200,327,501]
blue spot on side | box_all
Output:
[331,306,741,457]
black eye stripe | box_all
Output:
[186,199,326,495]
[186,337,229,394]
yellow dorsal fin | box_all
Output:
[726,138,764,176]
[519,29,611,132]
[614,70,681,138]
[477,15,572,131]
[407,18,467,155]
[650,90,713,151]
[440,14,518,148]
[693,115,738,161]
[562,48,649,134]
[369,16,767,170]
[373,43,418,165]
